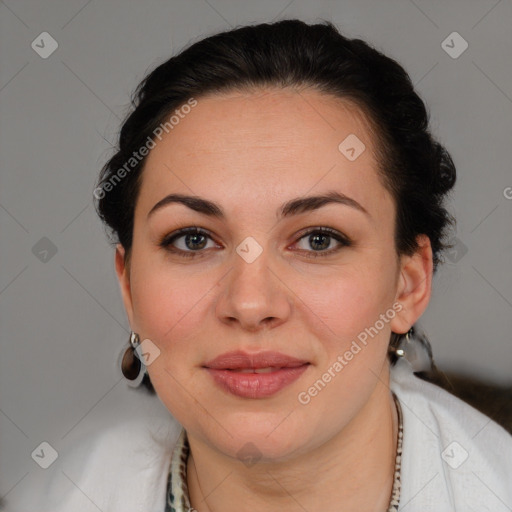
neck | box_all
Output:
[187,364,398,512]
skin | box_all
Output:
[115,87,433,512]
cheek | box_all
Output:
[128,251,227,379]
[293,261,396,347]
[128,259,214,410]
[130,260,211,341]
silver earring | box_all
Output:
[120,331,148,388]
[394,325,433,372]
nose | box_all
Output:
[215,245,292,333]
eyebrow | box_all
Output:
[147,190,370,220]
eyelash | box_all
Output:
[158,226,352,259]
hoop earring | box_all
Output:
[120,331,148,388]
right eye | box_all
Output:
[159,227,220,258]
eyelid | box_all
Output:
[293,226,351,244]
[289,226,352,257]
[159,226,219,250]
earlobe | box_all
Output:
[390,235,433,334]
[115,244,134,327]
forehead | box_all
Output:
[137,87,390,221]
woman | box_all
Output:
[47,19,511,512]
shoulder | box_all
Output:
[390,358,512,511]
[26,397,183,512]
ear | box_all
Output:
[115,244,135,328]
[390,234,433,334]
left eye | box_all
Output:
[293,228,350,256]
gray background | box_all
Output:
[1,0,511,508]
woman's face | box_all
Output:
[116,88,425,461]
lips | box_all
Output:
[203,350,309,371]
[203,350,310,399]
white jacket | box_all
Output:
[15,358,512,511]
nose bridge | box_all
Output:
[216,236,291,330]
[230,236,275,306]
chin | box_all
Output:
[200,414,313,463]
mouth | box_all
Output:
[202,351,310,398]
